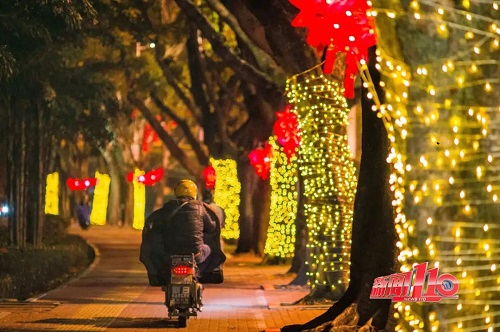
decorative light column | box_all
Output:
[90,171,110,226]
[287,73,357,298]
[264,136,298,260]
[372,0,500,330]
[44,172,59,215]
[211,158,241,240]
[132,169,146,230]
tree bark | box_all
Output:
[35,103,45,248]
[288,172,307,276]
[235,161,255,252]
[252,177,271,255]
[102,145,121,225]
[282,46,397,332]
[172,0,284,109]
[150,91,209,166]
[129,94,203,177]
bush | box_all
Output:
[0,235,94,300]
[43,214,71,245]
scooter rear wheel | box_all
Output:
[178,315,187,328]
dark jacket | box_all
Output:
[149,196,216,255]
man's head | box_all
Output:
[174,179,198,199]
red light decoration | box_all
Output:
[248,143,273,180]
[66,177,97,191]
[289,0,376,98]
[126,168,164,186]
[203,166,217,189]
[273,105,301,161]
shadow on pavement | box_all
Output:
[29,317,181,329]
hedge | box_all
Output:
[0,215,95,300]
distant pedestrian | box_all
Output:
[76,195,91,230]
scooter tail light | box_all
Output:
[172,265,194,276]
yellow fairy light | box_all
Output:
[211,158,241,240]
[90,171,110,226]
[45,172,59,215]
[264,137,298,260]
[132,169,146,230]
[286,73,357,296]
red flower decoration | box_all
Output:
[203,166,217,190]
[273,105,300,161]
[66,178,97,191]
[248,143,273,180]
[126,168,164,186]
[289,0,376,98]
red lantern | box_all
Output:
[273,105,300,161]
[249,143,273,180]
[289,0,376,98]
[203,166,217,189]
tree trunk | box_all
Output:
[102,145,122,225]
[282,46,397,332]
[17,107,27,248]
[252,177,271,255]
[288,173,307,277]
[35,104,45,248]
[124,181,134,227]
[235,161,255,252]
[7,97,16,245]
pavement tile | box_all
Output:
[0,225,326,332]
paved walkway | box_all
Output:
[0,226,326,331]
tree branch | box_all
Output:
[149,91,209,166]
[172,0,283,107]
[128,93,202,177]
[153,45,204,124]
[204,0,285,83]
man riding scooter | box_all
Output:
[140,179,217,286]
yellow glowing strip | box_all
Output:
[132,169,146,230]
[90,171,110,226]
[44,172,59,215]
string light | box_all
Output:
[44,172,59,215]
[211,158,241,240]
[371,0,500,330]
[132,169,146,230]
[286,73,357,297]
[264,137,298,260]
[90,171,110,226]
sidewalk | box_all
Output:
[0,225,327,331]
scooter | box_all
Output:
[164,254,203,328]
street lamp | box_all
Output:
[135,42,156,57]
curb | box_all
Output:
[24,239,101,302]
